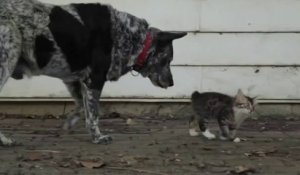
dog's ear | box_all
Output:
[157,31,187,41]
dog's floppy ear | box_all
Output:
[157,31,187,41]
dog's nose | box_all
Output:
[169,80,174,86]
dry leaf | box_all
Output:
[233,138,241,143]
[120,156,138,166]
[59,162,71,168]
[245,149,277,157]
[229,165,256,174]
[126,118,138,125]
[79,160,105,169]
[202,147,213,151]
[22,153,44,161]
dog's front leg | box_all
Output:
[81,83,112,144]
[62,81,84,130]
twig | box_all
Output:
[118,129,163,135]
[106,166,170,175]
[289,146,300,150]
[26,150,61,154]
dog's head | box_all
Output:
[138,28,187,88]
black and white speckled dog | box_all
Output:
[0,0,186,146]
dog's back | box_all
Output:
[0,0,187,145]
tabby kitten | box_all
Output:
[189,89,256,141]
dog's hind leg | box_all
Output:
[62,81,84,130]
[81,82,112,144]
[0,22,22,146]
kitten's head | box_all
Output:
[233,89,257,115]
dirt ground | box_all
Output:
[0,114,299,175]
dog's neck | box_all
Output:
[107,7,149,81]
[133,32,152,71]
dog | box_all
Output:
[0,0,187,146]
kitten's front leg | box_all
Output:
[218,118,232,140]
[219,126,230,140]
[198,117,216,140]
[202,129,216,140]
[221,125,240,142]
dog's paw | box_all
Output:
[62,115,80,131]
[92,135,113,145]
[219,135,228,141]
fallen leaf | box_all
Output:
[211,167,229,173]
[175,158,181,162]
[202,147,213,151]
[22,153,44,161]
[260,126,266,131]
[233,138,241,143]
[0,114,6,120]
[79,160,105,169]
[167,157,181,163]
[245,149,277,157]
[119,156,149,166]
[205,161,228,167]
[126,118,138,125]
[58,157,105,169]
[285,116,296,121]
[229,165,256,174]
[59,162,71,168]
[148,139,159,146]
[189,161,206,169]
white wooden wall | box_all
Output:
[1,0,300,100]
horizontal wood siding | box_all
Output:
[2,67,300,99]
[1,0,300,101]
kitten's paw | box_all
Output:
[202,130,216,140]
[219,135,228,141]
[189,129,200,137]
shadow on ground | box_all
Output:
[0,114,299,175]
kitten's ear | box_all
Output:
[252,96,259,106]
[235,89,247,102]
[236,89,245,98]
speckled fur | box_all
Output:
[107,6,149,80]
[0,0,186,146]
[189,90,256,140]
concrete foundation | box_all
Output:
[0,100,300,119]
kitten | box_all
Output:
[189,89,256,141]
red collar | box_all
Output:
[134,32,152,71]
